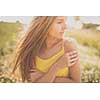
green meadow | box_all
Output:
[65,29,100,82]
[0,21,23,82]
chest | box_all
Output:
[38,43,62,59]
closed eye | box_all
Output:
[57,22,63,24]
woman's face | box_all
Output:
[48,16,67,39]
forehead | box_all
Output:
[56,16,67,20]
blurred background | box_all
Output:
[0,16,100,83]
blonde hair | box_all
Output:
[12,16,57,82]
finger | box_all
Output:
[66,51,76,56]
[68,57,78,66]
[68,62,76,67]
[68,54,78,62]
[69,53,78,59]
[68,53,78,57]
[68,59,78,67]
[69,51,77,55]
[71,50,77,54]
[67,51,78,56]
[70,57,78,62]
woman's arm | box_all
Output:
[36,65,57,83]
[29,63,59,83]
[32,56,80,83]
[30,59,80,83]
[54,78,78,83]
[54,57,80,83]
[54,38,81,83]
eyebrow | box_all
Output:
[56,19,64,21]
[56,17,67,21]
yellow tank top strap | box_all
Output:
[36,40,65,61]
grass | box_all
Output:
[65,29,100,82]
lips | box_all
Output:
[60,32,64,34]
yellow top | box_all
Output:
[35,42,69,77]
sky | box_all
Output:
[67,16,100,29]
[0,16,100,29]
[0,16,32,25]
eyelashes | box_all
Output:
[57,22,62,24]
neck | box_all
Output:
[46,35,63,49]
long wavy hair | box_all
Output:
[12,16,57,82]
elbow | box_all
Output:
[70,77,81,83]
[73,78,81,83]
[73,80,80,83]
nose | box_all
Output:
[64,23,67,29]
[63,23,67,30]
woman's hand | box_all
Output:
[53,50,80,83]
[54,50,79,70]
[28,69,44,82]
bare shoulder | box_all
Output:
[63,37,78,52]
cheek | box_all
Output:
[48,24,61,37]
[52,24,60,33]
[50,25,58,34]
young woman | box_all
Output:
[12,16,80,83]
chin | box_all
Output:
[57,36,64,40]
[53,34,64,39]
